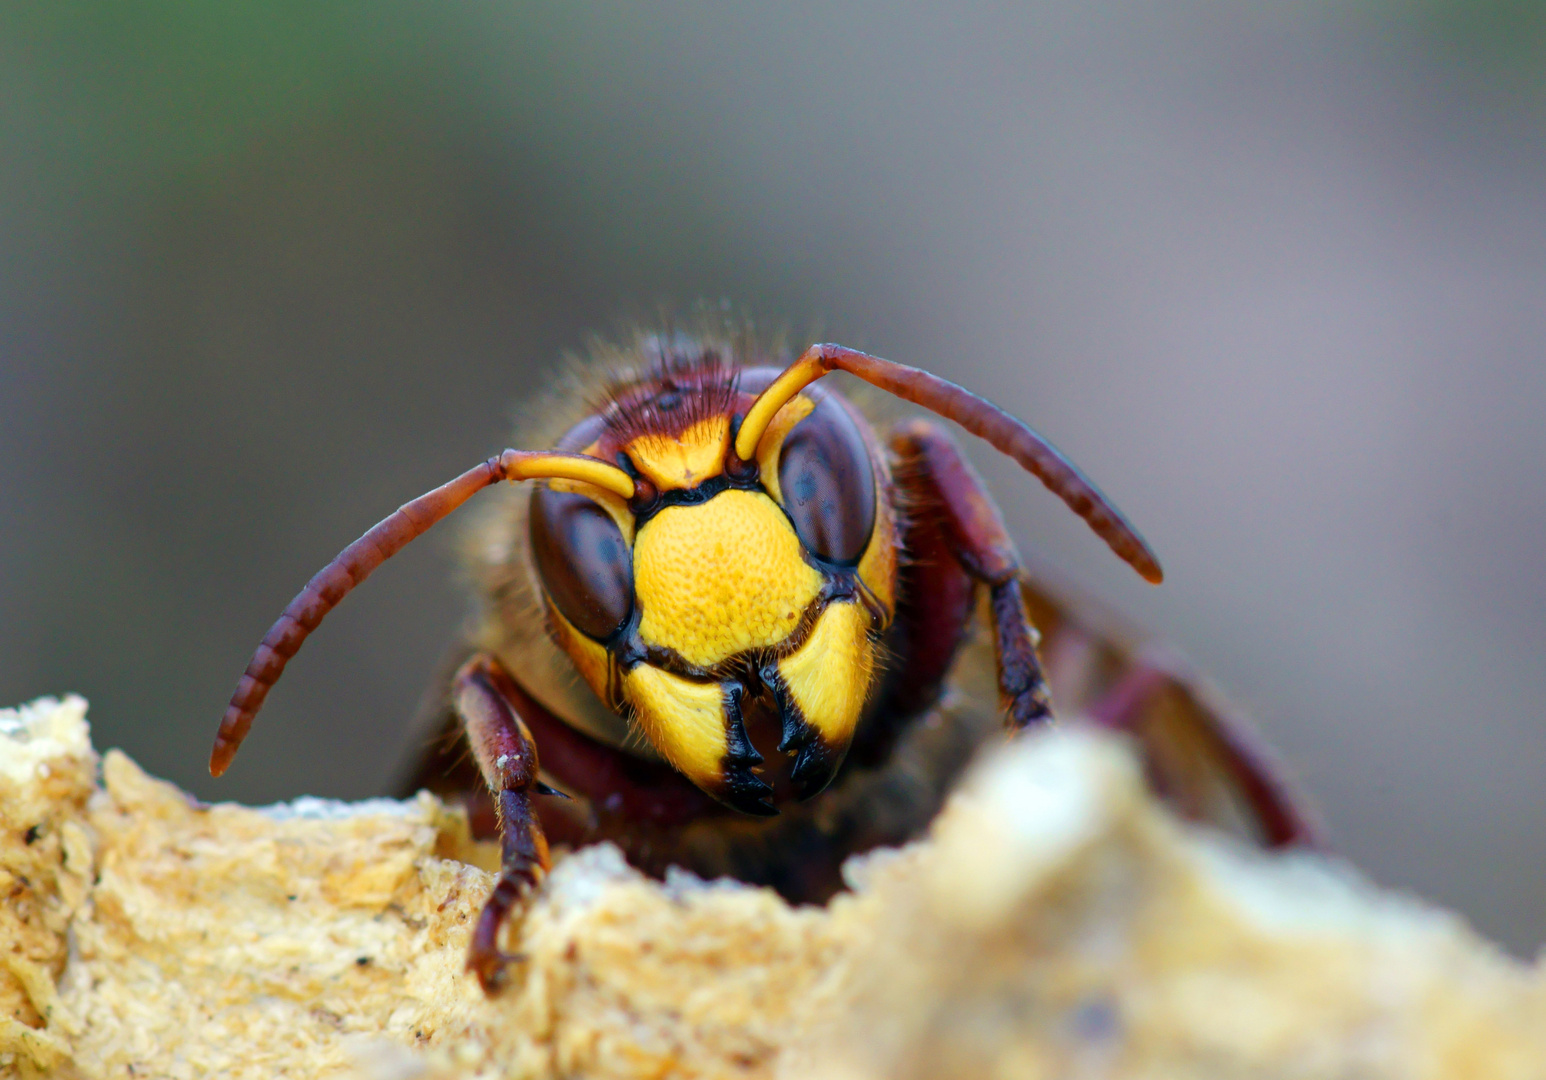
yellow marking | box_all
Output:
[502,450,634,499]
[545,599,618,709]
[626,416,731,491]
[753,394,815,506]
[856,482,898,622]
[777,602,875,750]
[734,352,828,460]
[623,664,729,791]
[634,490,823,668]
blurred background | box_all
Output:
[2,3,1543,952]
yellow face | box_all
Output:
[626,417,731,491]
[633,489,822,669]
[533,388,897,813]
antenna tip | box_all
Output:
[208,739,234,778]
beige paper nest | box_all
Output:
[2,694,1544,1079]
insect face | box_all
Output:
[210,338,1163,792]
[526,367,896,814]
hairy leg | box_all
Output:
[890,418,1053,729]
[1086,654,1322,848]
[451,654,562,994]
[889,425,1320,849]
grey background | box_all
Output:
[3,4,1543,952]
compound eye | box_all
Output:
[529,486,634,641]
[777,394,877,566]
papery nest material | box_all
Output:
[2,695,1544,1080]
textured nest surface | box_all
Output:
[2,695,1545,1079]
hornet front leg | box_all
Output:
[451,653,567,993]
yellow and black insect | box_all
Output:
[209,321,1313,992]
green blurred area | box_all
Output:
[1415,0,1546,77]
[5,4,749,292]
[8,0,1543,171]
[11,5,425,167]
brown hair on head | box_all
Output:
[596,337,743,447]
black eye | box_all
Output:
[777,393,877,566]
[529,487,634,641]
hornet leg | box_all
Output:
[891,420,1319,850]
[1087,656,1323,848]
[891,419,1052,730]
[452,653,563,994]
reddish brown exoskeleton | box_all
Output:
[210,323,1314,992]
